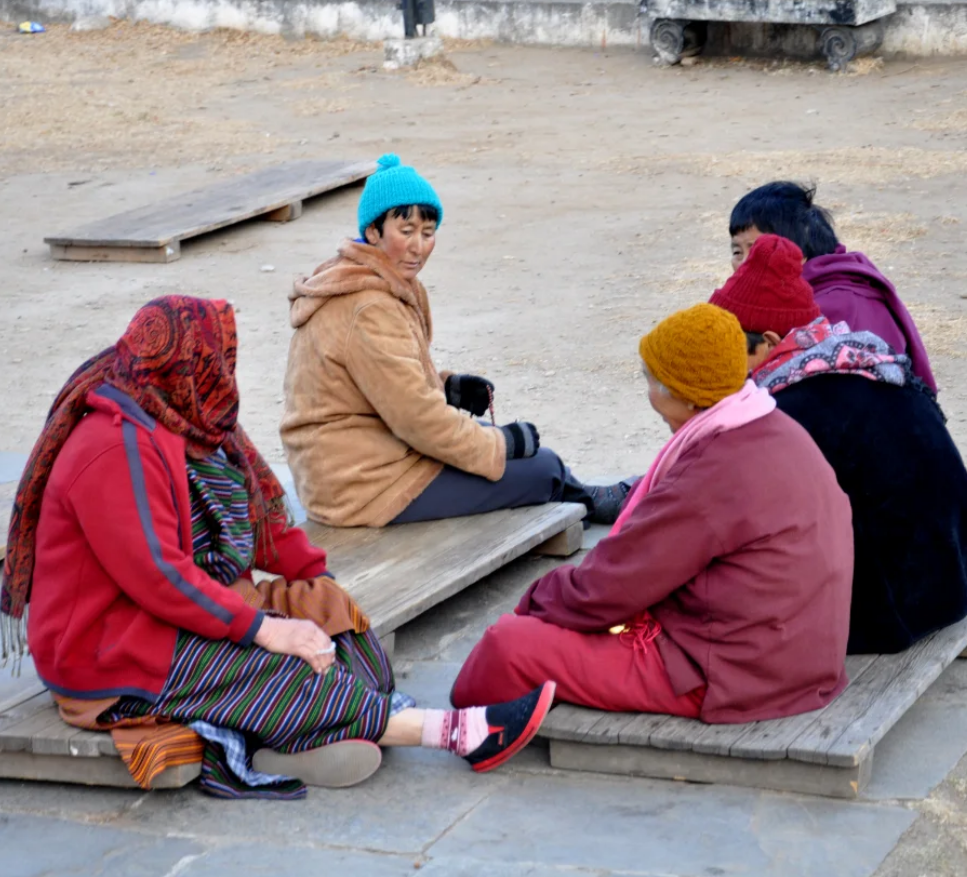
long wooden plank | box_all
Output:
[0,751,198,788]
[539,657,875,760]
[0,680,47,716]
[45,160,375,249]
[539,705,673,748]
[302,503,586,637]
[727,654,877,761]
[538,704,608,743]
[27,707,109,758]
[790,618,967,767]
[0,691,52,738]
[0,703,72,753]
[549,740,871,799]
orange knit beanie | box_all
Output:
[639,304,748,409]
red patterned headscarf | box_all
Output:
[2,296,287,653]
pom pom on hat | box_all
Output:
[639,304,749,409]
[357,154,443,238]
[710,234,821,339]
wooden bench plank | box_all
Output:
[726,655,876,761]
[45,159,375,259]
[0,702,72,753]
[549,740,871,799]
[790,617,967,767]
[0,680,47,716]
[0,751,198,789]
[0,691,53,739]
[302,503,586,637]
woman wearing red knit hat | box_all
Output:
[712,234,967,654]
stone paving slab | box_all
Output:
[178,843,419,877]
[864,659,967,801]
[4,478,967,877]
[114,762,503,856]
[429,772,916,877]
[3,814,203,877]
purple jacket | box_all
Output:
[802,246,937,392]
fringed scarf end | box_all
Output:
[1,608,29,676]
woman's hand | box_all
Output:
[445,374,495,417]
[254,616,336,674]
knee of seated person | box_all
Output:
[528,447,567,482]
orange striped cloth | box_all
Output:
[53,694,205,790]
[52,575,369,789]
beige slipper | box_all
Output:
[252,740,382,788]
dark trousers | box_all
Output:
[391,447,593,524]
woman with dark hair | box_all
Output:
[282,154,631,528]
[2,295,555,797]
[712,234,967,654]
[728,180,936,392]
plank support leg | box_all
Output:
[549,740,871,799]
[264,201,303,222]
[48,241,181,263]
[532,521,585,558]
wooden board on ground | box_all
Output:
[44,159,376,263]
[538,616,967,798]
[0,690,199,789]
[0,502,585,790]
[301,503,587,638]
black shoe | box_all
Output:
[463,681,557,773]
[586,478,639,526]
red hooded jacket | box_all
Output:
[27,387,328,701]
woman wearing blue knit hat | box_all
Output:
[281,154,627,527]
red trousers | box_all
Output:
[451,613,705,716]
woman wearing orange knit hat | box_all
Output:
[713,233,967,655]
[452,303,854,724]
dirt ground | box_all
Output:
[3,21,967,875]
[3,22,967,477]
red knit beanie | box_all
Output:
[709,234,821,338]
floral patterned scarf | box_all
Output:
[752,317,912,395]
[2,296,288,661]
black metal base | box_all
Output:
[649,18,708,65]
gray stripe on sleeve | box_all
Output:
[121,420,234,625]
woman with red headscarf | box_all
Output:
[2,295,553,799]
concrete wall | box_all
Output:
[2,0,967,56]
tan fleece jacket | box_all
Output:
[281,241,507,527]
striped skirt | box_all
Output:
[108,627,408,799]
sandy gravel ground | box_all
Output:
[3,23,967,479]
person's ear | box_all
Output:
[365,224,380,245]
[763,330,782,349]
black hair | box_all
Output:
[745,331,766,355]
[729,182,839,260]
[370,204,440,237]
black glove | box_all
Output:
[500,422,540,460]
[445,374,495,417]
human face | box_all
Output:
[644,367,699,434]
[730,225,762,273]
[366,207,437,280]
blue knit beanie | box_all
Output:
[357,154,443,238]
